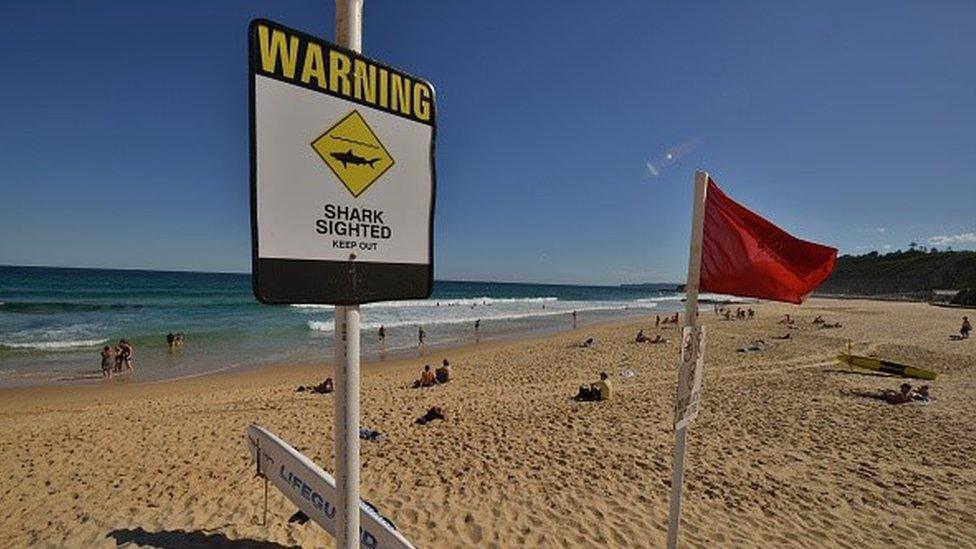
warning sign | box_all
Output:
[674,325,705,430]
[249,19,435,305]
[311,110,395,198]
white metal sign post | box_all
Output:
[334,5,363,547]
[248,2,435,547]
[666,170,709,549]
[334,6,362,548]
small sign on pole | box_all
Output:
[675,325,705,430]
[249,18,436,305]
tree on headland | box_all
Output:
[818,248,976,297]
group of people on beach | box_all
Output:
[166,332,185,349]
[376,321,484,351]
[100,340,134,377]
[721,306,755,321]
[635,329,667,344]
[414,359,452,388]
[656,313,680,327]
[99,331,188,378]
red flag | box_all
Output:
[699,177,837,304]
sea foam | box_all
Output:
[0,339,109,350]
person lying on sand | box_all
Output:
[415,406,445,425]
[772,333,792,340]
[737,340,766,352]
[778,314,793,325]
[813,315,824,324]
[413,365,437,388]
[820,322,843,329]
[650,334,667,344]
[886,383,914,404]
[435,359,452,384]
[297,378,334,394]
[581,337,595,348]
[861,383,928,404]
[575,372,612,402]
[856,384,934,405]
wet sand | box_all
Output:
[1,298,974,548]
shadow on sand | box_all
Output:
[107,527,299,548]
[823,368,894,378]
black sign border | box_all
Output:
[249,18,436,306]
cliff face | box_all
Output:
[817,250,976,298]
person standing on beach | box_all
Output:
[100,345,115,378]
[572,310,578,329]
[378,325,386,344]
[962,316,972,339]
[113,341,124,373]
[119,340,134,373]
[474,319,480,334]
[418,326,426,349]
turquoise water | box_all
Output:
[0,266,686,387]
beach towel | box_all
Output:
[359,428,385,441]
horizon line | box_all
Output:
[0,263,680,289]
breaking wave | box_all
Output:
[306,302,656,332]
[291,296,559,312]
[0,339,109,351]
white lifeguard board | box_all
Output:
[247,424,415,549]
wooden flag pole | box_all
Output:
[666,170,708,549]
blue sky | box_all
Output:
[1,1,974,285]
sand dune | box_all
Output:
[1,298,974,547]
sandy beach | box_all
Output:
[1,298,975,548]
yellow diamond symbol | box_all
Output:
[311,110,395,197]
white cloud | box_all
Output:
[928,232,976,246]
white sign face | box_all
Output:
[675,325,705,430]
[249,19,435,304]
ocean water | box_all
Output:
[0,266,697,388]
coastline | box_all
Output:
[2,298,975,548]
[0,266,676,389]
[0,314,647,408]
